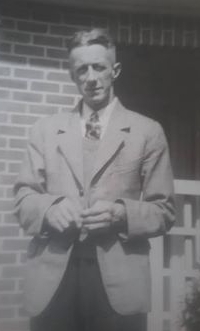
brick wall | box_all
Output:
[0,1,199,330]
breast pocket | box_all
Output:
[110,161,141,197]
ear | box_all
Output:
[112,62,121,80]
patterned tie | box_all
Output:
[85,111,101,140]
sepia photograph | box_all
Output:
[0,1,200,331]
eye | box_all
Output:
[76,65,88,76]
[93,64,106,72]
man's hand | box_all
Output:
[44,198,83,233]
[81,200,126,233]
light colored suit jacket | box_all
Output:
[14,99,175,317]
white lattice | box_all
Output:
[148,180,200,331]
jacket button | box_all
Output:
[79,189,84,197]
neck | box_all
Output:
[85,91,115,112]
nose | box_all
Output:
[87,66,96,83]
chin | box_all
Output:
[88,95,108,105]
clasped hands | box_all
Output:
[45,198,126,235]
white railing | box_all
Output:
[148,180,200,331]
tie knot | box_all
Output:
[85,111,101,140]
[90,111,99,122]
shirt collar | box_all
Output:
[81,97,117,121]
[80,97,117,139]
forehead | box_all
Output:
[69,44,115,67]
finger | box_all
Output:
[83,212,111,224]
[82,205,109,217]
[55,209,71,228]
[85,222,110,230]
[62,202,83,224]
[51,216,65,232]
[57,215,70,230]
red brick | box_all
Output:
[9,139,28,149]
[0,292,23,305]
[1,18,15,29]
[0,113,8,122]
[0,54,27,65]
[0,162,6,172]
[15,68,44,79]
[11,114,38,125]
[2,239,29,251]
[13,91,43,103]
[0,101,27,113]
[0,279,15,291]
[47,71,71,82]
[29,104,58,115]
[15,44,44,57]
[0,78,27,90]
[0,320,28,331]
[18,306,29,317]
[0,138,7,148]
[20,252,27,264]
[4,213,18,224]
[46,94,74,105]
[2,266,25,279]
[0,42,12,53]
[61,106,74,113]
[0,226,19,237]
[0,200,14,212]
[0,174,17,185]
[0,90,10,99]
[31,81,59,93]
[8,162,21,173]
[0,307,15,319]
[46,48,68,60]
[6,187,14,198]
[50,25,78,36]
[0,67,10,76]
[17,21,47,33]
[0,253,17,264]
[62,61,70,70]
[29,57,60,68]
[0,149,24,160]
[2,30,30,44]
[0,125,25,136]
[63,84,79,95]
[18,279,25,291]
[0,188,5,198]
[33,35,63,47]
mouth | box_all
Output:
[86,87,102,94]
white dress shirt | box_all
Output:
[80,97,117,139]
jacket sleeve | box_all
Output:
[13,119,64,236]
[121,122,175,239]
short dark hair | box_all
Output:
[68,28,115,54]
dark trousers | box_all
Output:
[30,251,147,331]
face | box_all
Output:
[69,44,121,109]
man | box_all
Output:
[14,28,175,331]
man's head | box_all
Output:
[68,28,121,110]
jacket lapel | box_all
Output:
[56,100,131,189]
[91,101,131,185]
[57,103,84,188]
